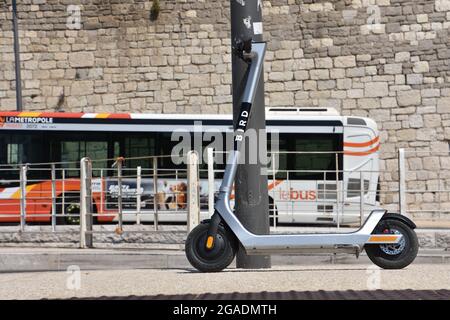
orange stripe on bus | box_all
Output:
[344,144,380,156]
[0,112,86,118]
[18,112,42,117]
[107,113,132,119]
[11,185,36,199]
[0,112,21,116]
[95,113,110,118]
[343,136,379,148]
[41,112,85,118]
[0,111,134,119]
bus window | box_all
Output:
[0,131,49,180]
[113,141,120,158]
[277,133,342,181]
[6,143,22,164]
[124,135,156,169]
[0,142,22,182]
[61,141,108,177]
[293,137,336,180]
[268,133,288,180]
[0,131,47,165]
[159,132,187,171]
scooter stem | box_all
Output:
[219,42,267,197]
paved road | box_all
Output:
[0,264,449,299]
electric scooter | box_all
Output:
[185,40,419,272]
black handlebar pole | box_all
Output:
[230,0,270,269]
[233,43,266,151]
[12,0,23,111]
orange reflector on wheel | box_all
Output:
[368,235,401,243]
[206,236,214,249]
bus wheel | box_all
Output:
[64,203,81,225]
[56,197,80,225]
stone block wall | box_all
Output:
[1,0,450,218]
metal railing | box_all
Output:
[78,154,200,248]
[0,164,82,233]
[206,148,450,228]
[395,148,450,221]
[0,154,198,247]
[1,147,450,247]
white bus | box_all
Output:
[0,108,380,225]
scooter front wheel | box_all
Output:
[185,223,236,272]
[365,218,418,269]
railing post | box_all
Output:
[19,164,27,232]
[271,152,277,229]
[100,169,103,215]
[398,148,407,216]
[62,169,65,217]
[335,153,340,229]
[136,166,142,225]
[80,157,93,248]
[51,164,57,232]
[438,168,442,219]
[360,171,364,226]
[153,158,159,230]
[187,151,200,233]
[323,171,326,214]
[116,157,124,232]
[207,148,215,217]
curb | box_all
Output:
[0,248,449,273]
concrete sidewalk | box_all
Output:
[0,225,449,272]
[0,246,449,273]
[1,264,449,300]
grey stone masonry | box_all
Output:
[0,0,448,115]
[1,0,450,219]
[0,225,449,250]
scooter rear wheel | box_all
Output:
[185,223,236,272]
[365,218,418,269]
